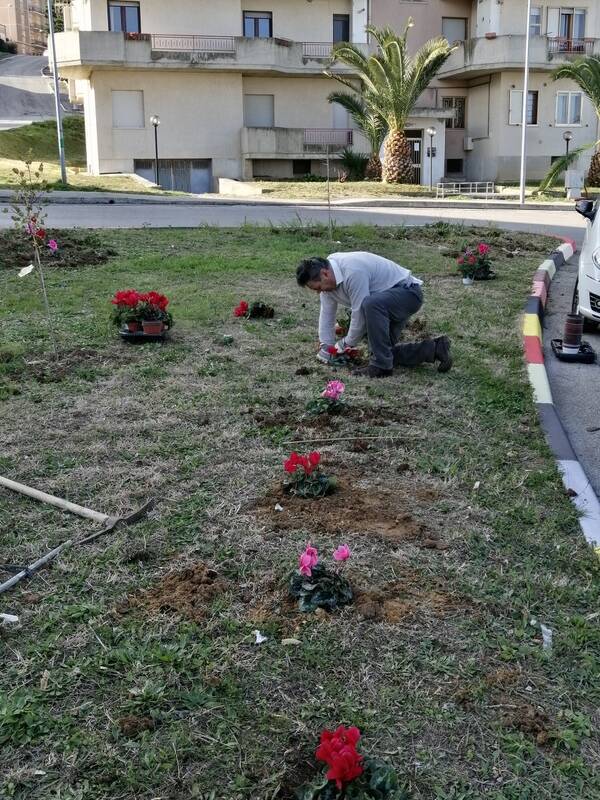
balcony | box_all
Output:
[547,37,597,56]
[438,34,600,79]
[54,30,369,78]
[242,127,353,158]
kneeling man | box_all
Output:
[296,251,452,378]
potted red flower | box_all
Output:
[111,289,143,332]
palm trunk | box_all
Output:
[365,153,382,180]
[587,149,600,188]
[382,128,414,184]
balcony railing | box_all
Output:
[302,42,334,59]
[150,34,236,53]
[303,128,353,151]
[547,36,596,55]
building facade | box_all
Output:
[54,0,452,189]
[0,0,47,54]
[374,0,600,182]
[53,0,600,189]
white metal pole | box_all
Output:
[519,0,532,207]
[47,0,67,184]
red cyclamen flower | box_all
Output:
[316,726,363,790]
[234,301,249,317]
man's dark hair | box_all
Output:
[296,256,329,286]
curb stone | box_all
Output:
[522,237,600,549]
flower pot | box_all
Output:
[462,277,474,286]
[126,321,141,333]
[142,320,164,335]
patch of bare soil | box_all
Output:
[502,704,551,746]
[354,572,464,623]
[242,568,464,630]
[253,478,442,545]
[252,404,407,432]
[118,715,156,738]
[485,667,520,689]
[24,346,136,384]
[120,562,228,623]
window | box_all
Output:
[508,89,539,125]
[529,6,542,37]
[333,14,350,44]
[559,8,586,40]
[446,159,464,174]
[243,11,272,38]
[443,97,466,129]
[293,159,311,176]
[556,91,582,125]
[244,94,274,127]
[108,1,140,33]
[442,18,467,43]
[112,90,144,128]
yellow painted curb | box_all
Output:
[523,313,542,339]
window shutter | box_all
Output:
[546,8,560,37]
[508,90,522,125]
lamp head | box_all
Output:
[563,130,573,142]
[150,114,161,127]
[426,126,437,137]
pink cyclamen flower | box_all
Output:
[333,544,351,562]
[299,542,319,576]
[299,553,314,576]
[322,379,345,401]
[478,243,490,256]
[48,239,58,253]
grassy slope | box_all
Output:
[0,118,163,193]
[0,224,599,800]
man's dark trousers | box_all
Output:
[363,282,436,371]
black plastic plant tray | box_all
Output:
[120,329,167,343]
[551,339,596,364]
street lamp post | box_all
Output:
[563,129,573,159]
[519,0,533,206]
[426,126,437,191]
[46,0,67,184]
[150,114,160,186]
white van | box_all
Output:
[573,199,600,329]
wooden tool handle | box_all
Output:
[0,475,108,524]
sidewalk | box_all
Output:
[0,188,574,211]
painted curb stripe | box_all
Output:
[524,335,544,364]
[533,269,552,288]
[527,363,553,404]
[523,314,542,338]
[525,296,544,316]
[557,460,600,546]
[538,259,557,277]
[537,403,577,460]
[550,250,566,267]
[531,281,548,305]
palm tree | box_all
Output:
[326,21,456,184]
[553,56,600,186]
[328,90,386,179]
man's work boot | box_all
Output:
[434,336,452,373]
[353,365,393,378]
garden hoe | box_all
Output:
[0,475,153,595]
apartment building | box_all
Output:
[374,0,600,182]
[54,0,599,188]
[54,0,453,190]
[0,0,47,54]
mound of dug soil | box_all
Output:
[253,404,407,434]
[121,562,228,623]
[254,479,440,545]
[354,574,463,623]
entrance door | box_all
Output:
[405,132,422,184]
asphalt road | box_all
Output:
[0,202,587,239]
[0,54,73,131]
[544,257,600,496]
